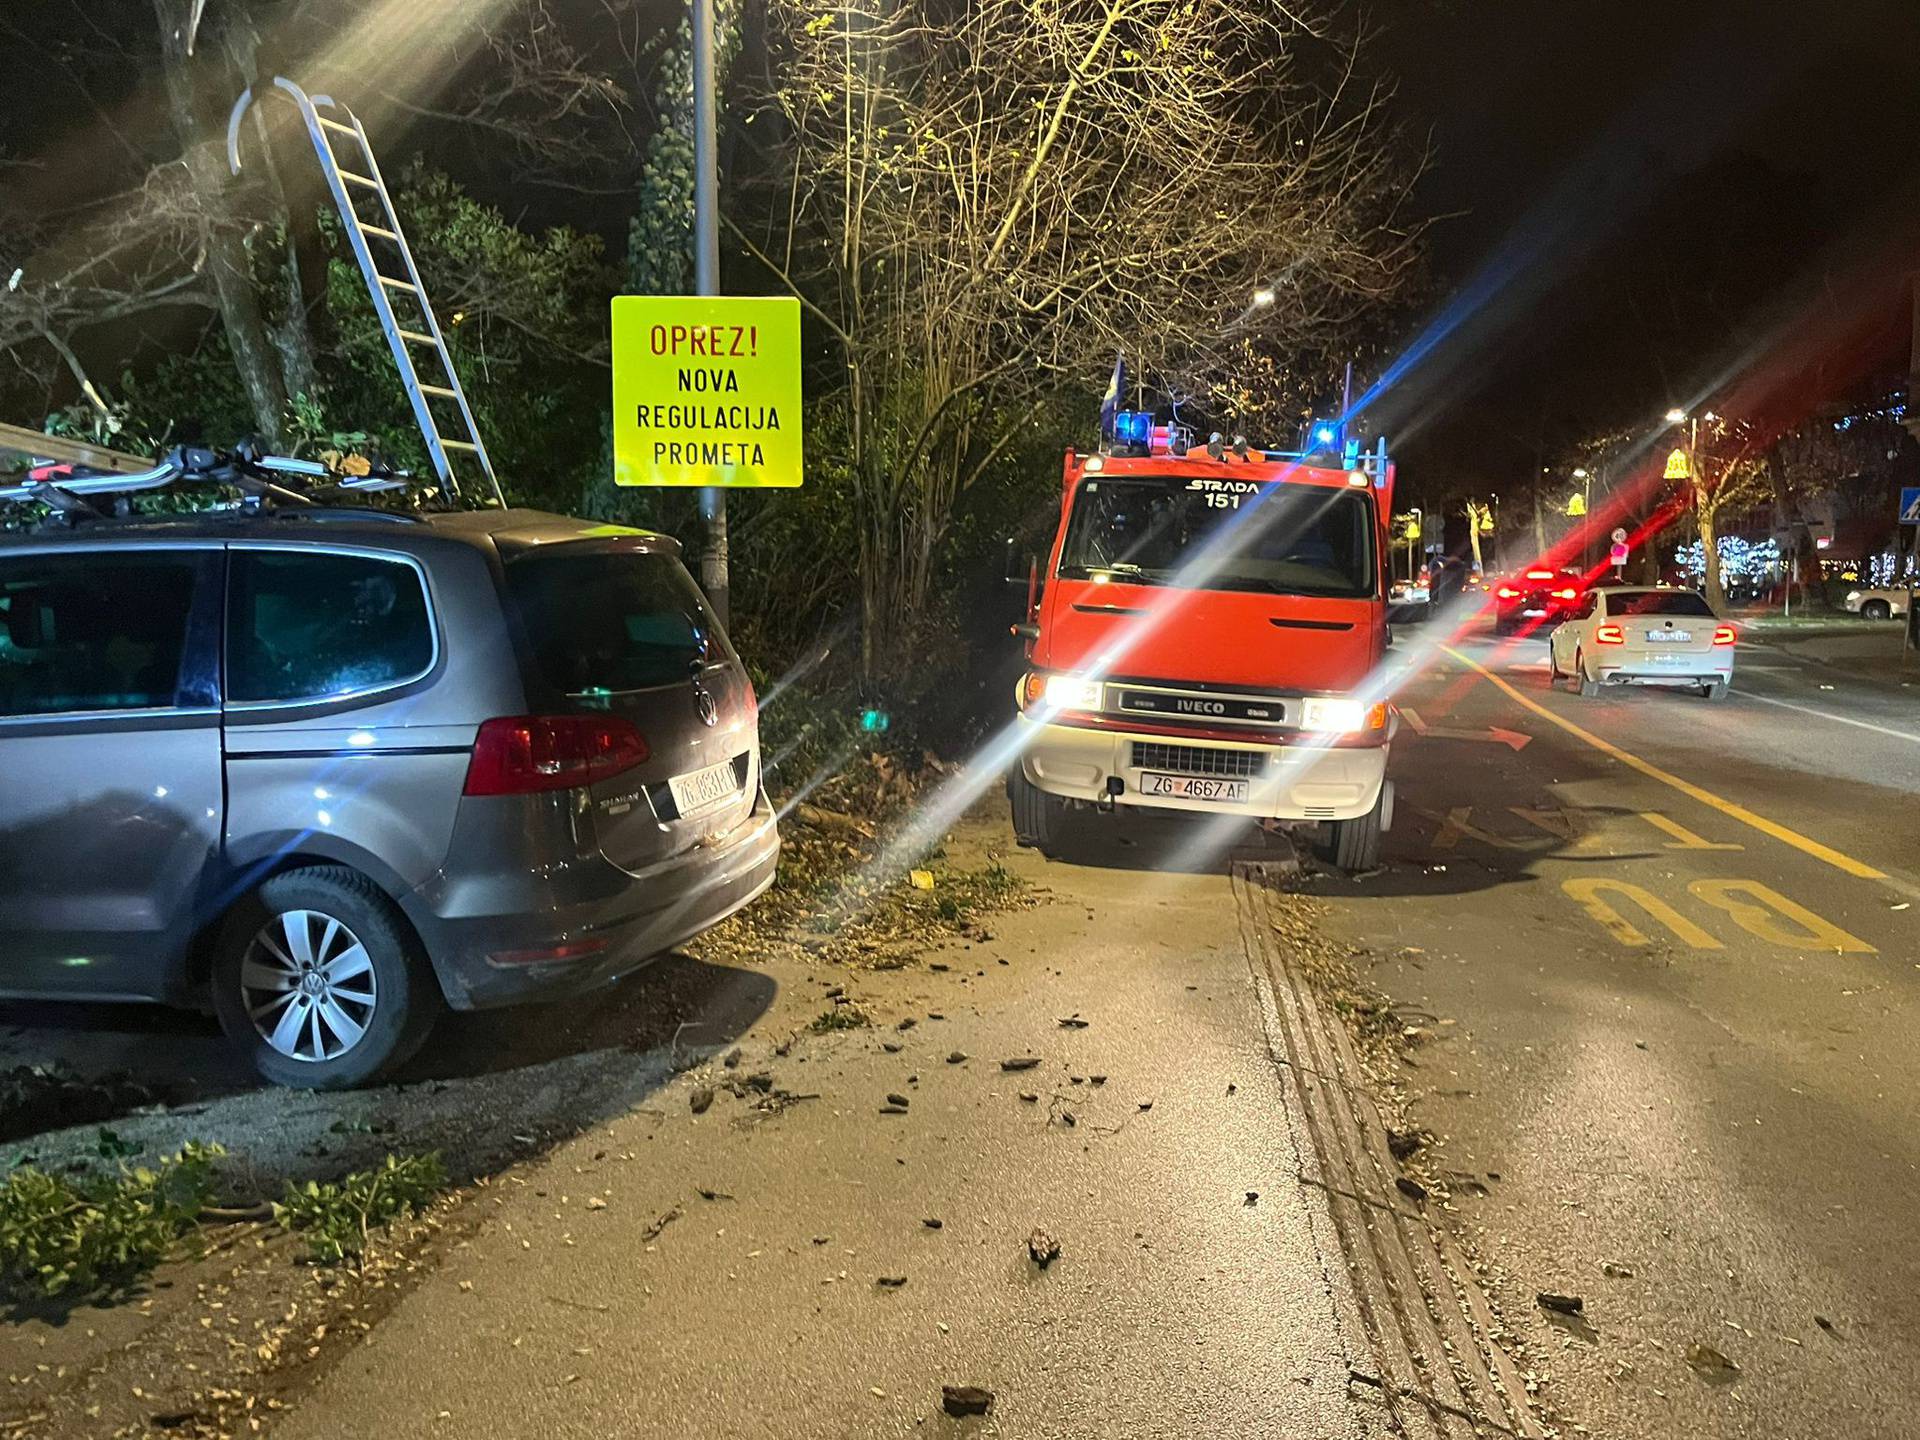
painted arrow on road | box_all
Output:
[1399,706,1531,751]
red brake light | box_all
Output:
[1713,625,1737,646]
[1594,623,1626,644]
[1552,588,1578,600]
[464,714,650,796]
[1496,586,1521,599]
[1525,569,1554,580]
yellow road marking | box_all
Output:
[1442,646,1887,881]
[1639,811,1743,852]
[1688,880,1876,954]
[1562,878,1723,949]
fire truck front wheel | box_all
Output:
[1317,785,1385,872]
[1008,770,1066,854]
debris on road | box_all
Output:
[689,1086,715,1115]
[1027,1228,1061,1268]
[1395,1176,1427,1202]
[922,1217,943,1229]
[1058,1016,1090,1029]
[1602,1262,1635,1279]
[1245,1191,1259,1206]
[1000,1056,1041,1072]
[885,1092,911,1108]
[641,1205,683,1243]
[1019,1092,1039,1103]
[1537,1292,1584,1316]
[947,1050,969,1064]
[1685,1342,1740,1382]
[1386,1128,1424,1160]
[942,1385,995,1417]
[1136,1100,1153,1112]
[1815,1315,1836,1333]
[876,1275,908,1288]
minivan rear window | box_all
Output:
[506,548,722,697]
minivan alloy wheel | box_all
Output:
[240,910,380,1062]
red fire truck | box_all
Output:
[1008,415,1398,869]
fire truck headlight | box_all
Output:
[1024,673,1104,712]
[1300,697,1387,734]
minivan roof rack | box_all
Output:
[0,441,413,524]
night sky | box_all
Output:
[1370,0,1920,500]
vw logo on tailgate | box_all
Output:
[693,684,720,727]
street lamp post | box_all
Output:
[692,0,728,625]
[1573,467,1591,569]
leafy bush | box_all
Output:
[273,1153,447,1266]
[0,1143,223,1300]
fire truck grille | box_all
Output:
[1131,742,1267,779]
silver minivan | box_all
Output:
[0,507,779,1087]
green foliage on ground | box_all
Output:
[0,1142,222,1300]
[272,1152,447,1266]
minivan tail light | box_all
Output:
[464,715,650,796]
[1525,569,1555,580]
[1594,623,1626,644]
[1495,585,1520,599]
[1713,625,1737,646]
[1552,588,1579,600]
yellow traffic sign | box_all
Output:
[1663,447,1691,480]
[1565,492,1587,517]
[611,295,803,487]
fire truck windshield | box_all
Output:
[1057,475,1376,599]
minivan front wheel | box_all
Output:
[213,868,443,1089]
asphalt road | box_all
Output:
[1317,618,1920,1440]
[263,820,1409,1440]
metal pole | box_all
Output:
[692,0,729,627]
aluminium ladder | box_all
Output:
[228,77,505,509]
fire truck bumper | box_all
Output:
[1013,715,1390,823]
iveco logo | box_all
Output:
[1174,698,1227,715]
[693,685,719,727]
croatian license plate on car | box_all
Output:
[669,758,739,817]
[1646,629,1691,642]
[1139,771,1249,804]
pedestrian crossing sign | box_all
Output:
[1900,487,1920,525]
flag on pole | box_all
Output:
[1098,355,1126,438]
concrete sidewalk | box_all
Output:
[270,820,1388,1440]
[1736,618,1920,691]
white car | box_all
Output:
[1547,586,1735,700]
[1841,586,1910,620]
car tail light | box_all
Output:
[1552,588,1578,600]
[1496,586,1520,599]
[1713,625,1737,646]
[464,715,650,796]
[1525,569,1554,581]
[1594,623,1626,645]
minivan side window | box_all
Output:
[227,550,433,705]
[0,553,200,718]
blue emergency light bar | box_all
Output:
[1111,410,1153,446]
